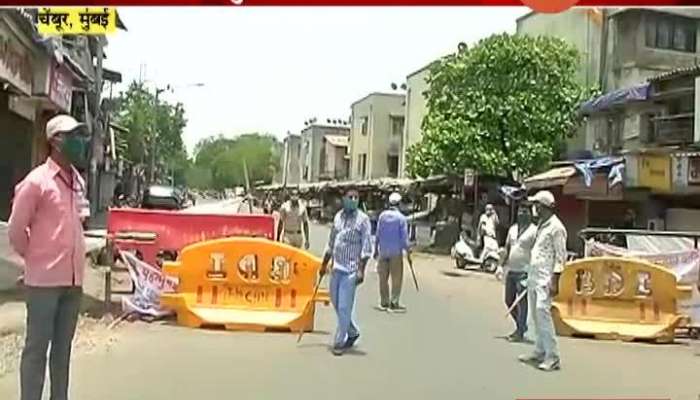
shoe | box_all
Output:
[518,353,544,364]
[343,334,360,349]
[389,303,407,313]
[537,358,561,371]
[331,346,344,356]
[377,304,389,311]
[508,332,525,343]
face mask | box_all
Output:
[343,197,358,212]
[517,212,530,224]
[58,135,89,168]
[531,205,539,219]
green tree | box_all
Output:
[407,34,597,180]
[193,133,280,190]
[113,81,189,181]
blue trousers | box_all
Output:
[329,268,359,348]
[504,271,528,337]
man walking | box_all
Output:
[277,188,310,250]
[8,115,89,400]
[502,203,536,342]
[374,192,410,312]
[320,188,372,356]
[519,190,567,371]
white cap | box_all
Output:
[46,115,84,140]
[389,192,402,205]
[528,190,556,208]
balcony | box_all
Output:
[651,113,694,145]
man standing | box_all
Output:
[519,190,567,372]
[9,115,89,400]
[478,203,499,258]
[320,188,372,356]
[277,188,310,250]
[374,192,410,312]
[502,203,536,342]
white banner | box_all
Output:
[119,251,178,318]
[587,240,700,326]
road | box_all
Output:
[0,223,698,399]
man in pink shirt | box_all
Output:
[8,114,90,400]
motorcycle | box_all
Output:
[451,231,501,273]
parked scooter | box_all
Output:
[451,230,501,273]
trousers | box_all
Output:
[21,286,82,400]
[329,269,359,348]
[528,283,560,361]
[377,256,403,306]
[504,270,528,336]
[283,232,304,248]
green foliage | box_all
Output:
[113,81,188,176]
[407,33,597,179]
[193,133,281,190]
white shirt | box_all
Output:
[479,213,498,238]
[505,223,537,273]
[529,215,567,287]
[279,201,308,233]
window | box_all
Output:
[391,116,404,136]
[357,154,367,178]
[387,155,399,177]
[360,117,368,136]
[645,13,697,53]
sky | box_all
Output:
[105,7,528,155]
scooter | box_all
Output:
[451,231,501,273]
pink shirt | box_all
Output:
[8,157,86,287]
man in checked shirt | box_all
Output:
[320,188,372,356]
[518,190,567,372]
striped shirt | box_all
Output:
[325,209,372,273]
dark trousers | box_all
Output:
[21,286,82,400]
[504,271,528,337]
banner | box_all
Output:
[587,240,700,326]
[119,250,178,318]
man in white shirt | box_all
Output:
[277,189,310,250]
[503,203,536,342]
[519,190,567,372]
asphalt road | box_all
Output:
[1,223,699,399]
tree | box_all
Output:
[193,133,281,190]
[406,33,597,180]
[113,81,188,182]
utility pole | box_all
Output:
[88,36,105,220]
[148,86,167,185]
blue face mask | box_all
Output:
[343,197,358,212]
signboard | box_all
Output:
[119,250,177,318]
[638,155,671,192]
[0,27,32,96]
[49,62,73,112]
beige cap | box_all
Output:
[46,115,84,140]
[528,190,556,208]
[389,192,402,205]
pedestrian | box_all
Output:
[478,203,499,259]
[8,114,89,400]
[320,188,372,356]
[502,203,536,342]
[518,190,567,372]
[276,188,310,250]
[374,192,411,312]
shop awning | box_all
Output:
[524,166,577,190]
[580,83,650,115]
[324,135,349,147]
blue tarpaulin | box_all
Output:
[580,84,650,114]
[573,157,624,187]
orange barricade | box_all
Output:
[553,257,693,343]
[161,237,330,332]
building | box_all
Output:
[320,134,349,181]
[349,93,405,180]
[300,121,349,183]
[517,8,700,156]
[400,65,431,178]
[280,134,302,185]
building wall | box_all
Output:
[282,135,302,185]
[301,125,349,183]
[401,67,430,177]
[322,141,348,180]
[349,93,405,180]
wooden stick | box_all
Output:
[297,272,325,343]
[505,289,528,318]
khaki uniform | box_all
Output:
[279,201,309,248]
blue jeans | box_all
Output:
[329,269,359,348]
[505,271,528,337]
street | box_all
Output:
[0,223,698,399]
